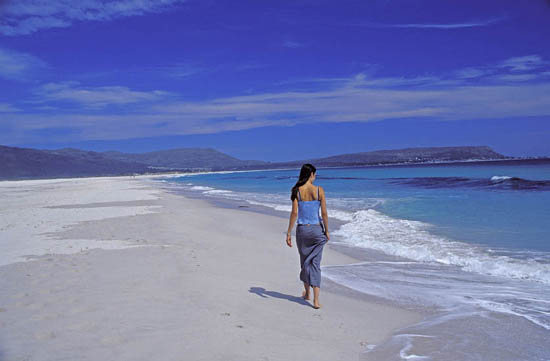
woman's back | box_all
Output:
[297,185,321,225]
[297,184,320,201]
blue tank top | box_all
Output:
[297,186,322,225]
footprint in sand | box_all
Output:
[31,312,62,321]
[27,302,44,311]
[34,331,56,340]
[14,292,29,299]
[136,324,156,331]
[100,334,127,345]
[68,321,97,332]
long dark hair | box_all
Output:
[291,163,316,201]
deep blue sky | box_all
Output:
[1,0,549,161]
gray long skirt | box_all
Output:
[296,224,328,287]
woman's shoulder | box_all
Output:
[303,184,324,191]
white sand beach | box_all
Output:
[0,176,422,361]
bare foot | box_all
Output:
[302,291,310,300]
[313,302,322,309]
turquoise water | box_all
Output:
[170,160,550,254]
[163,159,550,360]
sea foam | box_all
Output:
[333,209,550,284]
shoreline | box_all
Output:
[2,156,549,184]
[0,175,424,360]
[151,173,550,360]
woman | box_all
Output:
[286,164,329,309]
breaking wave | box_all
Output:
[333,209,550,284]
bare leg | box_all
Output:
[312,286,321,309]
[302,282,310,300]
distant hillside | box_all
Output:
[0,145,152,180]
[0,146,266,180]
[101,148,267,170]
[0,145,509,180]
[232,146,507,170]
[310,146,506,167]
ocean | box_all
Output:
[160,159,550,360]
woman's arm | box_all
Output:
[286,198,298,247]
[319,186,330,240]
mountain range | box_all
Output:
[0,145,508,180]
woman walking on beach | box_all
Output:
[286,164,329,309]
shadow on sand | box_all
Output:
[249,286,312,307]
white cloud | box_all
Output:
[153,77,550,125]
[351,73,446,88]
[276,72,455,89]
[390,18,504,29]
[0,0,186,36]
[33,81,171,108]
[283,40,303,48]
[454,67,488,79]
[0,47,47,80]
[7,72,549,144]
[492,74,538,82]
[154,63,203,78]
[0,103,21,112]
[5,55,550,143]
[452,55,549,83]
[353,17,506,30]
[498,55,547,72]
